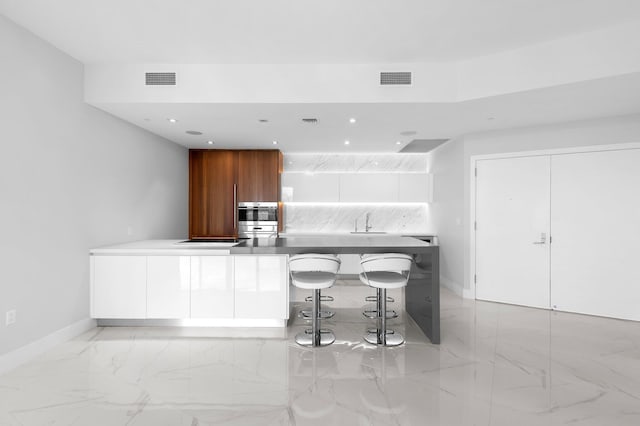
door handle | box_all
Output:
[532,233,547,245]
[233,184,237,229]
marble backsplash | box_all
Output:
[283,203,429,234]
[284,153,427,173]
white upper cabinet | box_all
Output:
[282,173,339,202]
[339,173,399,202]
[398,173,430,202]
[282,172,430,203]
[281,154,429,203]
[147,256,191,319]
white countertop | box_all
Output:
[279,232,435,237]
[90,234,438,256]
[90,239,237,255]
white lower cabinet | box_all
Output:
[147,256,191,319]
[91,253,289,322]
[191,256,234,318]
[91,255,147,318]
[234,256,288,319]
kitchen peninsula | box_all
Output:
[90,235,440,344]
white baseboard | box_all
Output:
[441,276,475,299]
[0,318,96,375]
[462,287,475,300]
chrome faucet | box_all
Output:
[365,212,372,232]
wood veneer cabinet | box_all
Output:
[189,150,238,239]
[237,150,282,202]
[189,149,282,239]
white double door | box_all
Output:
[475,148,640,321]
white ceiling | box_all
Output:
[95,72,640,151]
[2,0,640,63]
[2,0,640,151]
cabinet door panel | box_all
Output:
[91,256,146,318]
[551,149,640,320]
[147,256,190,318]
[281,173,339,202]
[191,256,234,318]
[238,150,281,202]
[189,150,237,238]
[237,151,259,202]
[255,151,280,201]
[339,173,399,202]
[234,256,288,319]
[398,173,430,202]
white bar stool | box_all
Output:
[290,253,341,347]
[359,253,413,346]
[361,254,398,320]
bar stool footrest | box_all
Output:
[363,309,398,319]
[364,330,404,347]
[366,328,396,335]
[305,295,334,302]
[365,296,394,303]
[296,330,336,347]
[300,309,335,319]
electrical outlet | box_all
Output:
[6,310,16,326]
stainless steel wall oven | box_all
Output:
[237,202,278,238]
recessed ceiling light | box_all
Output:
[259,119,269,123]
[207,140,214,145]
[349,118,356,123]
[400,130,416,136]
[167,118,178,123]
[186,130,203,135]
[344,140,350,145]
[288,161,293,165]
[487,117,495,121]
[396,141,402,145]
[272,140,278,145]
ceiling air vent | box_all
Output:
[145,72,176,86]
[301,118,318,124]
[380,71,412,85]
[399,139,449,153]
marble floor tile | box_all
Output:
[1,287,640,425]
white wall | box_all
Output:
[429,114,640,296]
[0,15,188,357]
[458,20,640,100]
[427,136,466,296]
[84,20,640,105]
